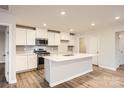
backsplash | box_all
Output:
[58,40,69,54]
[16,41,74,55]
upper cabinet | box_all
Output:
[48,31,55,46]
[16,28,36,45]
[16,28,27,45]
[69,34,76,46]
[48,31,60,46]
[27,30,36,45]
[60,32,70,41]
[36,28,48,39]
[54,33,60,46]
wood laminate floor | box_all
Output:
[0,63,6,83]
[1,65,124,88]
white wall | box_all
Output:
[115,32,124,66]
[0,31,5,63]
[0,9,16,83]
[78,24,124,70]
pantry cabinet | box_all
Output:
[16,54,37,72]
[48,31,60,46]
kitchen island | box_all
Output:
[43,53,94,87]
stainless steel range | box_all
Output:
[34,49,50,69]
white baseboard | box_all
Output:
[99,65,117,71]
[49,69,93,87]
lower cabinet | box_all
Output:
[16,54,37,72]
[16,55,28,72]
[27,54,37,69]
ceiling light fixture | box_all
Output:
[43,23,47,27]
[69,28,74,32]
[115,16,120,20]
[91,23,95,26]
[60,11,66,15]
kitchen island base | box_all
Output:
[44,56,93,87]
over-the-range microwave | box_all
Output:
[35,38,48,46]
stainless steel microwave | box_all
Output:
[35,39,48,46]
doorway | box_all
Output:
[0,25,9,83]
[79,37,86,53]
[116,32,124,69]
[79,36,99,66]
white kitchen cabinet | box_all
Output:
[16,28,36,45]
[48,31,60,46]
[54,33,60,46]
[60,32,70,40]
[48,31,55,46]
[16,55,28,72]
[27,30,36,45]
[36,28,48,39]
[69,35,76,46]
[16,54,37,72]
[28,54,37,69]
[16,28,27,45]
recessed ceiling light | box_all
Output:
[115,16,120,20]
[69,28,74,32]
[91,23,95,26]
[43,23,47,27]
[119,34,122,38]
[60,11,66,15]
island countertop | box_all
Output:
[43,53,96,62]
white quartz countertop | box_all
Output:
[43,53,96,62]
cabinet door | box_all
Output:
[28,54,37,69]
[36,28,48,39]
[69,35,76,46]
[60,32,70,40]
[27,30,36,45]
[65,32,70,40]
[16,28,27,45]
[16,55,28,72]
[54,33,60,46]
[48,32,55,46]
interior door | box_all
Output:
[5,26,9,82]
[88,36,99,65]
[118,33,124,65]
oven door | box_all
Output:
[37,56,44,69]
[38,57,44,64]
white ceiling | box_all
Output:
[9,5,124,33]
